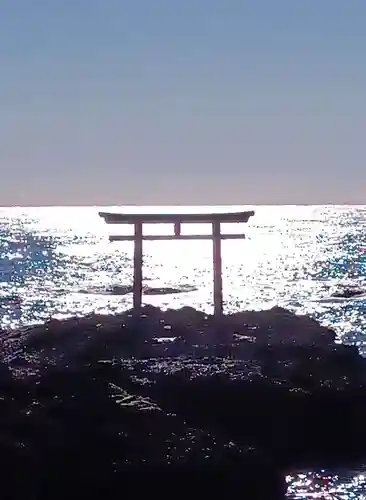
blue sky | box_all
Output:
[0,0,365,205]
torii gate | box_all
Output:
[99,210,254,316]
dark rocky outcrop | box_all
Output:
[0,363,284,500]
[1,305,366,498]
[78,284,198,296]
[330,287,366,298]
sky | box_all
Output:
[0,1,365,206]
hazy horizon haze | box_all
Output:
[0,1,365,205]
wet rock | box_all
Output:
[331,287,365,298]
[79,284,198,296]
[15,305,337,356]
[109,284,133,295]
[143,285,198,295]
[225,306,336,345]
[138,360,366,468]
[0,363,285,500]
[1,306,366,474]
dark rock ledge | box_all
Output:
[330,285,366,298]
[0,305,365,499]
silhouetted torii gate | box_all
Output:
[99,210,254,316]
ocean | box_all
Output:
[1,205,366,498]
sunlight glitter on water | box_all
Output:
[2,205,366,334]
[286,469,366,498]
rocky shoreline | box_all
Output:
[1,306,366,499]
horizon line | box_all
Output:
[1,204,365,209]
